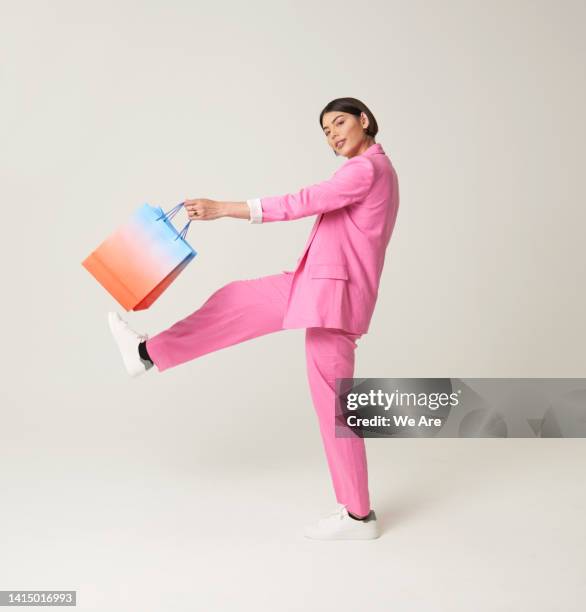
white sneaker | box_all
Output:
[107,311,152,378]
[303,503,380,540]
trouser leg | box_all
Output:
[145,273,293,372]
[305,327,371,517]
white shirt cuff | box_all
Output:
[246,198,263,224]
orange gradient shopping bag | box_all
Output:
[82,202,197,311]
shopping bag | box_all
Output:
[81,202,197,311]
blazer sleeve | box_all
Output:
[256,155,375,223]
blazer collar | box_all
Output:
[361,142,385,157]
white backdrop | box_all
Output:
[0,1,584,610]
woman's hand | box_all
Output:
[183,198,225,221]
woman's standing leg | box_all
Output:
[305,327,371,518]
[146,273,293,372]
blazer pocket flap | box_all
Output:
[309,263,349,280]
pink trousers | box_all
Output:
[145,272,371,517]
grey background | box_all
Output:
[1,1,585,610]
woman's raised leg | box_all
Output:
[146,272,293,372]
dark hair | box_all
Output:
[319,97,379,138]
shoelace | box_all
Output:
[325,503,348,521]
[121,320,148,342]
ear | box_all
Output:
[360,112,369,130]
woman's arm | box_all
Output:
[220,200,262,223]
[184,199,256,222]
[252,155,375,223]
[184,155,374,224]
[219,201,249,220]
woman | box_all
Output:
[108,97,400,540]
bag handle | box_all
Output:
[156,202,191,241]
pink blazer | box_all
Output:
[259,142,399,334]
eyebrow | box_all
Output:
[322,114,344,131]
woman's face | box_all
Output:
[322,111,372,158]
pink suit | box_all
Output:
[146,142,400,517]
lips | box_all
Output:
[336,139,346,149]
